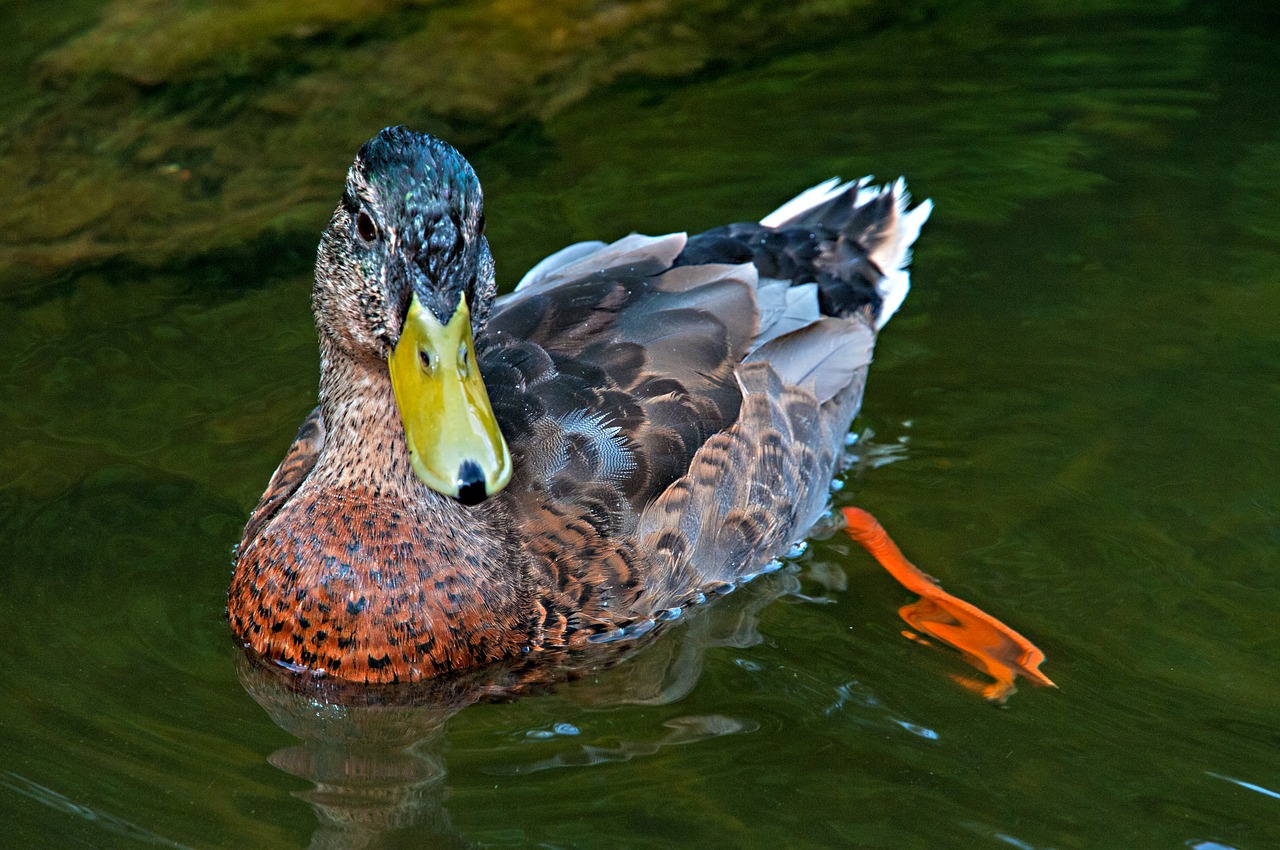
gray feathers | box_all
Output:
[480,175,928,615]
[746,316,875,405]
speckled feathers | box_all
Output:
[230,129,930,683]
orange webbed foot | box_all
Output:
[842,507,1055,704]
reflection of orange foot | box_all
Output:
[842,507,1055,704]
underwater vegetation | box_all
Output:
[3,0,1211,285]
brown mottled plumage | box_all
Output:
[229,126,931,684]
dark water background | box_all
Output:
[2,1,1278,848]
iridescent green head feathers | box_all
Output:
[314,126,496,361]
[314,127,508,503]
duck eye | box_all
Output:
[356,210,378,243]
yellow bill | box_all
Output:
[388,293,512,504]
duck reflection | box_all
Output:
[236,570,799,849]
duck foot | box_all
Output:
[841,507,1055,704]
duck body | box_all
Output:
[229,127,931,684]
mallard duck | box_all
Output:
[229,125,932,685]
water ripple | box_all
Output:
[484,715,758,776]
[1,771,195,849]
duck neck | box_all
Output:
[312,335,425,501]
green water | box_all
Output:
[3,1,1279,848]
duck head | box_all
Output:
[313,126,511,505]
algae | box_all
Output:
[0,0,1211,286]
[4,0,898,284]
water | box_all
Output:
[2,2,1279,847]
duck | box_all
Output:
[229,125,935,685]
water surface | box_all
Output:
[2,2,1278,848]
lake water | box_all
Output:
[2,2,1278,848]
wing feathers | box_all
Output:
[511,232,688,299]
[484,178,926,625]
[515,240,608,292]
[747,317,874,404]
[751,281,820,350]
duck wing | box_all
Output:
[482,234,757,511]
[238,405,325,551]
[479,179,930,623]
